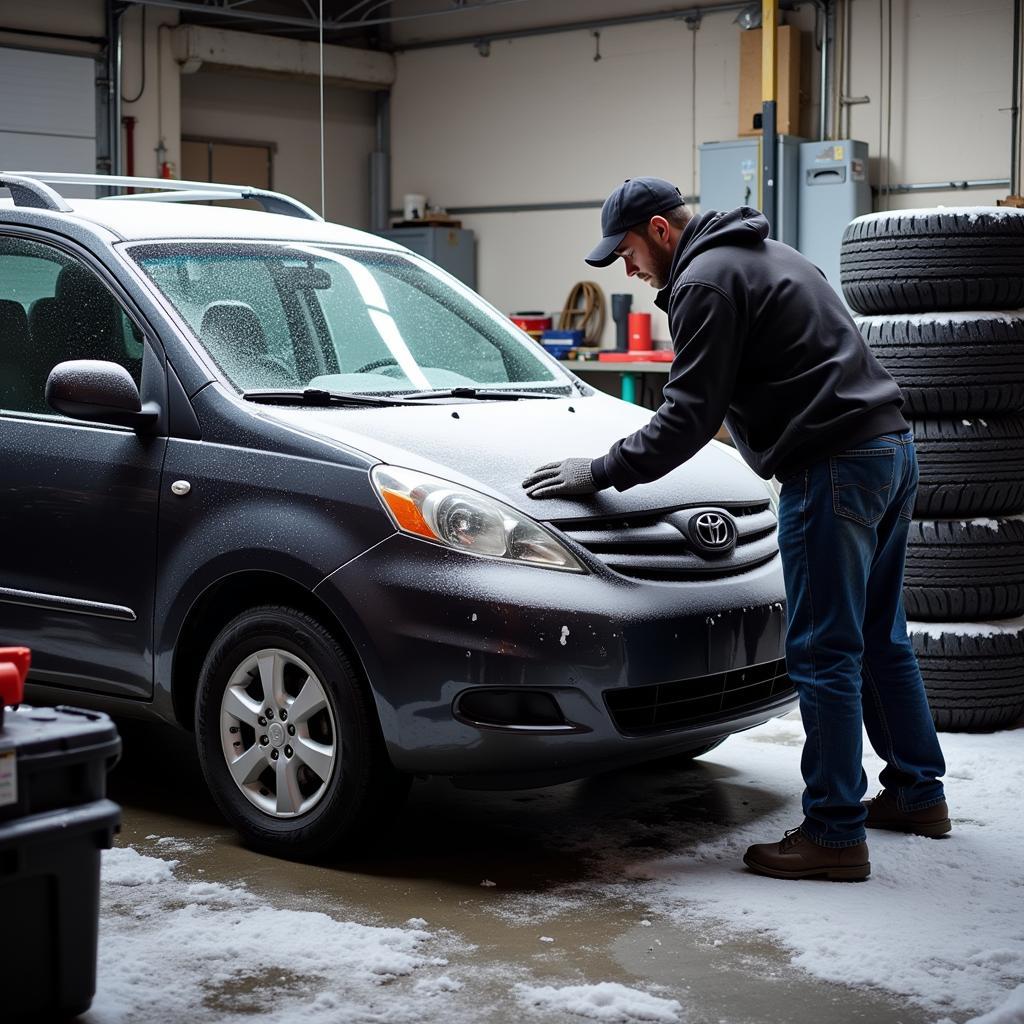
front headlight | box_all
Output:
[370,465,585,572]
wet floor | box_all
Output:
[105,719,933,1024]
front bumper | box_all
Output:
[315,534,792,787]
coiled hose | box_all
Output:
[558,281,606,345]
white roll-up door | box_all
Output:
[0,47,97,173]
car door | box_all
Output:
[0,231,165,699]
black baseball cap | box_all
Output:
[585,177,685,267]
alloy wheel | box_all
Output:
[219,647,338,817]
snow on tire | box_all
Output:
[855,312,1024,415]
[909,618,1024,732]
[904,517,1024,620]
[910,415,1024,517]
[840,207,1024,315]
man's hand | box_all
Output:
[522,458,597,499]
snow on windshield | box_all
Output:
[130,242,567,396]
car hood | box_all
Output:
[255,393,770,519]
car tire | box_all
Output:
[909,416,1024,517]
[904,517,1024,621]
[909,622,1024,732]
[854,312,1024,415]
[840,208,1024,315]
[195,605,409,859]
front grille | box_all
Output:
[550,501,778,582]
[604,658,794,735]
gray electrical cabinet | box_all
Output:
[698,135,804,248]
[378,226,477,290]
[798,139,872,296]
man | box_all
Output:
[522,177,949,881]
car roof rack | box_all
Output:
[1,171,323,221]
[0,174,74,213]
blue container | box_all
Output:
[541,342,574,360]
[541,329,585,345]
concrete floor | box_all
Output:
[106,720,933,1024]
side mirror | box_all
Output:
[45,359,159,431]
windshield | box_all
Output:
[129,241,570,396]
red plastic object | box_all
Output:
[0,647,30,705]
[509,311,553,341]
[598,350,674,362]
[627,312,652,351]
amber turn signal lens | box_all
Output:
[379,488,436,540]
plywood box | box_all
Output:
[739,25,801,137]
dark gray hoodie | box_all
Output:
[591,207,908,488]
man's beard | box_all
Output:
[640,235,674,289]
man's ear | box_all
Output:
[649,215,673,248]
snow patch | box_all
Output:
[515,982,683,1023]
[617,722,1024,1019]
[855,311,1024,326]
[413,975,464,996]
[964,984,1024,1024]
[853,206,1024,225]
[915,513,1024,531]
[92,848,466,1024]
[102,846,178,886]
[907,615,1024,639]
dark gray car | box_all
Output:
[0,174,793,858]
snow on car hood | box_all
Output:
[256,392,770,519]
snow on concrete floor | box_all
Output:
[86,714,1024,1024]
[89,847,470,1024]
[88,846,678,1024]
[609,714,1024,1024]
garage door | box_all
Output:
[0,47,97,177]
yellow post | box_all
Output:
[761,0,779,235]
[762,0,778,106]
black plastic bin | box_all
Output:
[0,702,122,1019]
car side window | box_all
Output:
[0,236,143,416]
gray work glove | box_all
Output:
[522,458,597,499]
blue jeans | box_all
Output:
[777,431,946,848]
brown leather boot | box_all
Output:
[743,828,870,881]
[864,790,951,837]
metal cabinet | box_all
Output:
[698,136,804,248]
[798,140,872,296]
[378,227,477,290]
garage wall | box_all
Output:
[391,6,820,344]
[120,5,182,181]
[179,70,376,229]
[390,0,1021,342]
[845,0,1017,211]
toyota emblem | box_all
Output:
[689,511,736,554]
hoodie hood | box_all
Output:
[655,207,770,313]
[255,391,770,520]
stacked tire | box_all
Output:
[841,207,1024,731]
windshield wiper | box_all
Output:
[400,387,562,401]
[242,388,410,408]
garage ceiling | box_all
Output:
[127,0,750,47]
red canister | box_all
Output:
[628,312,652,352]
[510,311,553,341]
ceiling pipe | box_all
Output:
[121,0,531,34]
